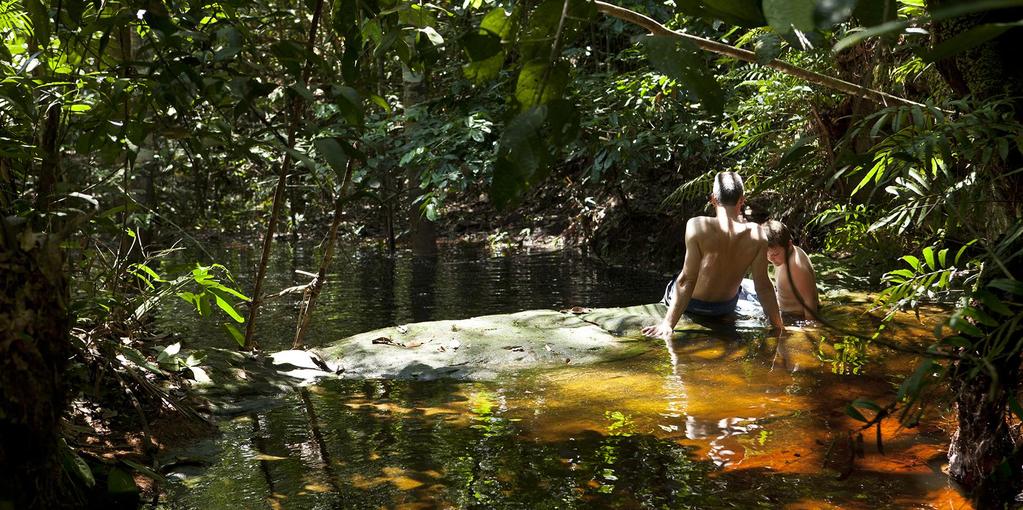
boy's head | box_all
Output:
[764,220,792,267]
[710,172,744,210]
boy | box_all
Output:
[764,220,818,320]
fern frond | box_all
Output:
[0,0,30,32]
[661,168,716,210]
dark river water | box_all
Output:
[155,242,967,509]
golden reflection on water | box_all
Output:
[167,304,972,509]
[420,310,971,509]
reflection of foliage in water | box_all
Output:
[816,335,871,375]
[166,379,721,509]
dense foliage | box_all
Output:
[2,0,1022,507]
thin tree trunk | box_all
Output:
[593,1,927,109]
[244,0,326,349]
[403,66,437,255]
[293,160,354,348]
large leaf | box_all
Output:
[514,60,570,111]
[491,108,547,209]
[462,7,516,81]
[676,0,767,27]
[107,467,139,495]
[313,137,351,178]
[924,21,1023,62]
[641,35,724,116]
[764,0,816,34]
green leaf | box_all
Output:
[461,31,504,62]
[754,32,783,64]
[949,312,983,337]
[1009,396,1023,421]
[224,323,245,348]
[333,86,364,127]
[989,279,1023,296]
[924,21,1023,62]
[898,359,937,400]
[901,255,921,271]
[514,60,570,111]
[463,53,505,82]
[213,26,242,61]
[156,342,181,363]
[141,9,179,37]
[977,290,1014,317]
[26,0,50,45]
[676,0,767,27]
[491,108,547,209]
[270,40,307,77]
[419,26,444,46]
[481,6,515,38]
[117,345,165,375]
[851,398,882,412]
[208,288,245,323]
[922,246,936,270]
[845,404,868,422]
[764,0,816,34]
[642,35,724,116]
[106,467,138,495]
[60,441,95,488]
[314,137,350,178]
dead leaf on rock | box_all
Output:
[372,337,403,347]
[559,306,592,314]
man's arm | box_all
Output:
[643,218,702,340]
[752,243,784,330]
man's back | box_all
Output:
[688,215,765,302]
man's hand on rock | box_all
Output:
[641,322,674,340]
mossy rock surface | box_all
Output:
[191,304,768,412]
[313,305,673,381]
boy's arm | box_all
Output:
[752,243,784,330]
[793,248,819,318]
[643,219,702,340]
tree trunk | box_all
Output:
[947,353,1022,508]
[402,67,437,255]
[0,219,73,509]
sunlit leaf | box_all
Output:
[224,323,245,348]
[514,60,570,111]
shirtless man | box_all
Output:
[642,172,783,340]
[764,220,818,320]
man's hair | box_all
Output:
[712,172,744,206]
[765,220,792,248]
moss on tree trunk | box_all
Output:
[0,219,73,508]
